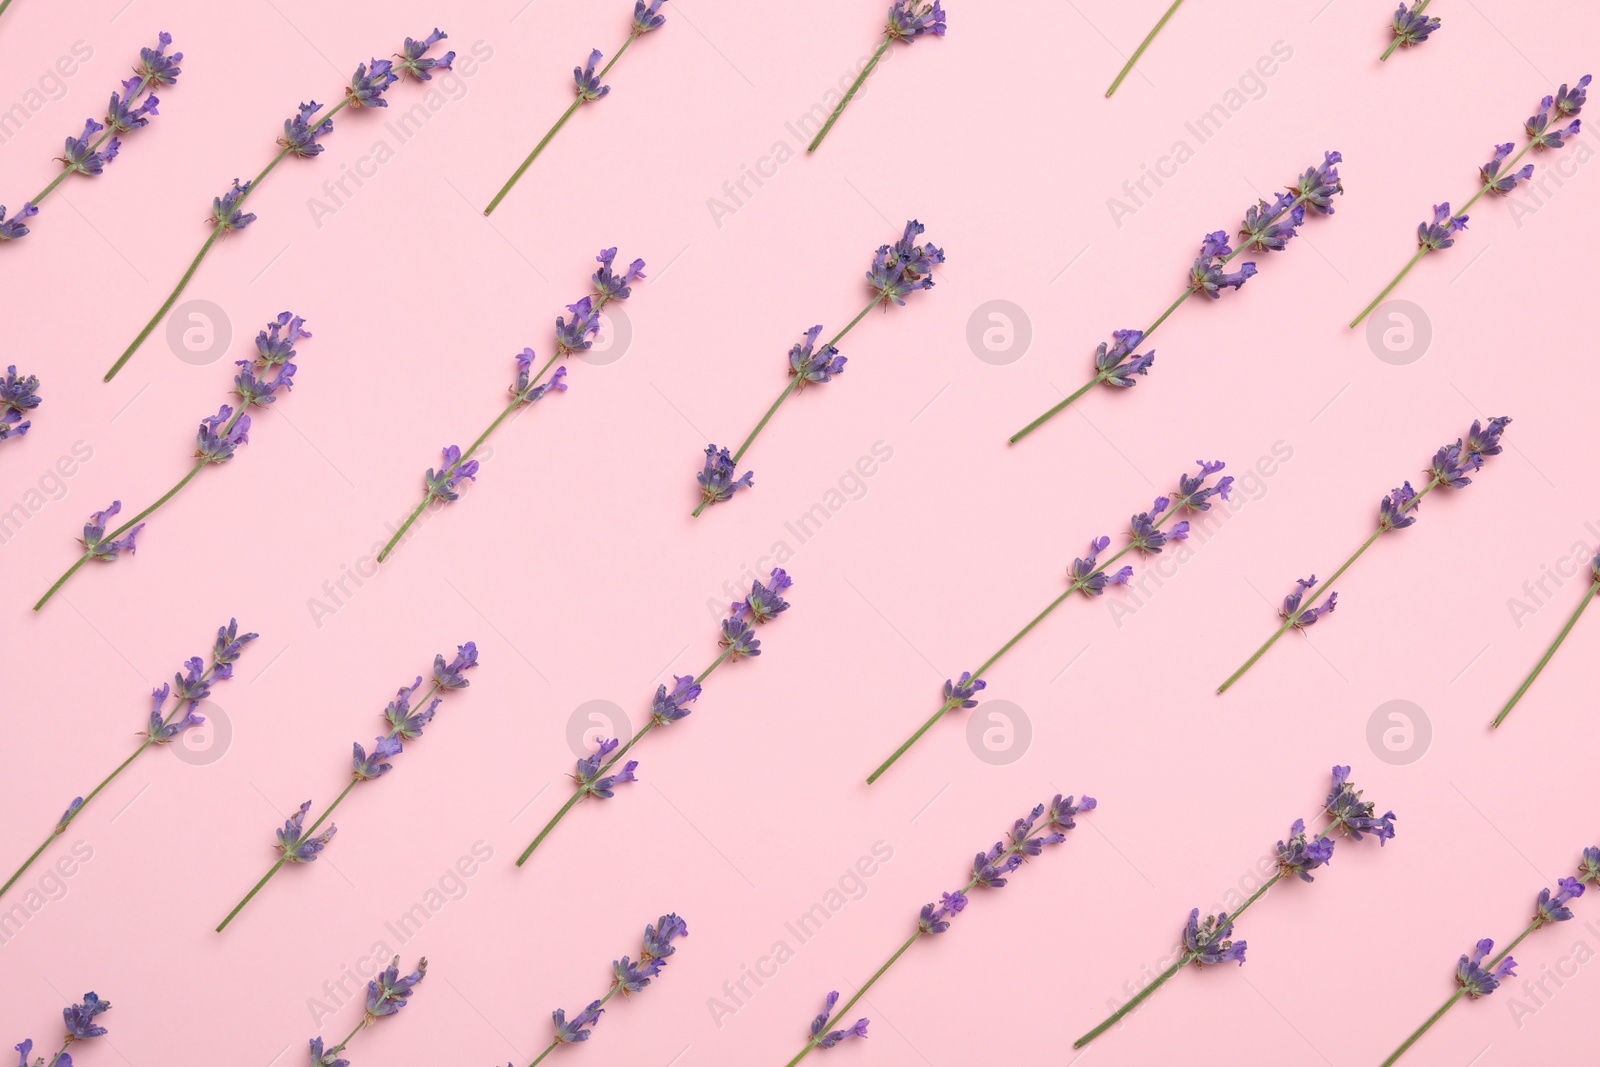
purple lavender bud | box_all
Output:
[1175,459,1233,511]
[593,248,647,303]
[211,178,256,232]
[696,444,754,509]
[80,500,143,561]
[2,365,41,414]
[574,737,638,797]
[172,655,213,704]
[62,992,111,1039]
[867,219,944,304]
[555,297,602,353]
[1390,2,1442,49]
[1047,794,1096,832]
[734,567,793,623]
[887,0,946,39]
[1417,201,1470,252]
[1536,877,1586,924]
[1456,939,1515,998]
[788,325,847,386]
[1239,193,1305,252]
[1324,765,1397,845]
[1291,151,1343,214]
[613,955,663,993]
[1070,536,1130,597]
[309,1036,350,1067]
[633,0,669,33]
[1129,509,1170,552]
[365,956,426,1019]
[1429,440,1475,488]
[395,29,454,81]
[1480,143,1533,194]
[196,405,250,463]
[1467,416,1511,461]
[574,49,611,101]
[1189,242,1257,299]
[720,617,762,658]
[642,913,688,959]
[277,800,337,862]
[256,313,311,365]
[1581,847,1600,881]
[145,683,192,742]
[1094,328,1155,388]
[137,31,183,86]
[1275,818,1336,882]
[347,59,398,108]
[234,361,295,407]
[352,735,403,780]
[433,642,479,689]
[105,80,159,133]
[512,355,569,405]
[973,841,1024,887]
[1379,482,1419,531]
[0,202,39,241]
[279,101,333,157]
[56,797,84,831]
[1281,576,1336,628]
[1184,909,1247,966]
[61,119,118,175]
[1556,75,1591,117]
[650,674,702,725]
[810,989,870,1048]
[0,410,30,443]
[917,902,951,934]
[943,671,985,708]
[1526,92,1584,149]
[385,678,438,739]
[425,445,479,503]
[554,1001,605,1043]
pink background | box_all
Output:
[3,0,1598,1064]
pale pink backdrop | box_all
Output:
[3,0,1597,1064]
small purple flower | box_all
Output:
[1466,416,1511,461]
[1239,192,1305,252]
[642,913,688,960]
[867,220,944,305]
[0,202,38,241]
[593,248,646,304]
[1189,230,1258,298]
[633,1,669,34]
[434,642,478,689]
[1480,143,1534,194]
[1281,576,1336,629]
[395,29,454,81]
[385,678,438,739]
[554,1001,604,1043]
[146,680,196,742]
[1536,877,1586,925]
[1581,846,1600,882]
[63,992,111,1039]
[105,80,159,133]
[1094,328,1155,388]
[514,357,569,405]
[211,178,256,232]
[1276,818,1336,882]
[613,955,663,994]
[1290,151,1343,214]
[918,890,968,935]
[234,361,295,407]
[810,990,870,1049]
[1174,459,1233,511]
[789,325,847,386]
[0,410,30,443]
[2,365,40,414]
[80,500,143,561]
[1418,203,1469,251]
[173,654,213,703]
[196,405,250,463]
[1390,2,1442,49]
[277,800,337,862]
[425,445,479,502]
[720,617,762,658]
[575,49,611,102]
[1129,507,1174,552]
[1071,536,1132,597]
[697,445,754,506]
[353,735,404,780]
[650,674,702,725]
[887,0,946,39]
[734,567,793,623]
[56,797,84,831]
[1324,765,1397,845]
[279,101,333,157]
[1429,440,1476,488]
[1047,794,1096,832]
[309,1036,349,1067]
[137,31,184,86]
[1456,938,1515,998]
[1527,93,1583,149]
[212,618,257,678]
[943,671,986,709]
[61,118,118,175]
[575,737,638,798]
[256,312,312,365]
[1185,909,1247,966]
[1556,75,1591,117]
[347,59,398,108]
[555,297,602,353]
[973,841,1024,888]
[1379,482,1419,531]
[365,956,426,1019]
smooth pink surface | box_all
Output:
[3,0,1598,1064]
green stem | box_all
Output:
[1105,0,1185,97]
[327,1016,368,1056]
[0,0,14,19]
[784,931,922,1066]
[867,503,1185,782]
[1380,989,1465,1066]
[807,39,892,153]
[1380,0,1431,61]
[1494,581,1600,727]
[528,1039,560,1067]
[1349,247,1428,330]
[1217,480,1438,693]
[1073,953,1193,1048]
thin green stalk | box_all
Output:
[866,503,1186,783]
[1073,953,1191,1048]
[526,982,621,1065]
[807,39,892,153]
[1106,0,1185,96]
[1494,580,1600,727]
[484,34,639,214]
[1380,0,1431,61]
[0,0,15,19]
[692,295,885,517]
[327,1016,369,1057]
[516,650,734,865]
[1217,480,1438,694]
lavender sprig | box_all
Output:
[34,313,309,611]
[307,956,428,1067]
[483,2,668,215]
[516,914,687,1066]
[104,31,451,382]
[1,622,253,901]
[805,2,946,153]
[12,992,113,1067]
[1,365,41,446]
[866,460,1232,783]
[516,570,791,866]
[691,221,943,516]
[1350,74,1587,327]
[377,249,645,562]
[1074,767,1394,1048]
[1009,153,1343,442]
[1105,0,1185,96]
[215,644,477,931]
[1380,847,1598,1065]
[1218,418,1510,693]
[1382,1,1441,60]
[0,32,180,248]
[1493,553,1600,727]
[784,795,1093,1066]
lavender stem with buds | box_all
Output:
[1492,558,1600,727]
[1218,418,1510,694]
[1,622,254,901]
[866,460,1233,783]
[215,644,478,931]
[1009,153,1342,442]
[307,956,428,1067]
[1,365,42,447]
[805,2,945,153]
[12,993,114,1067]
[1381,1,1441,61]
[1105,0,1184,97]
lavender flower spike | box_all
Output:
[483,4,671,215]
[1382,1,1441,61]
[304,957,426,1067]
[1494,550,1600,727]
[37,314,308,611]
[215,645,477,931]
[805,2,946,153]
[518,571,791,867]
[13,991,113,1067]
[2,622,253,902]
[788,795,1091,1066]
[0,366,41,446]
